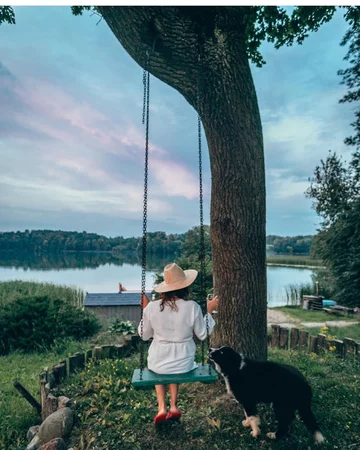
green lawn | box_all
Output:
[54,348,360,450]
[0,339,93,450]
[2,340,360,450]
[303,324,360,342]
[274,305,360,323]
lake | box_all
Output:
[0,252,316,307]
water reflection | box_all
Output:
[0,251,167,272]
[0,252,315,305]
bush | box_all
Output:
[0,295,100,355]
[108,319,136,335]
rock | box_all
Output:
[38,438,66,450]
[57,396,72,410]
[27,426,40,442]
[26,408,73,450]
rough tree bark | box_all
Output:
[98,6,267,360]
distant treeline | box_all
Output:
[0,229,313,256]
[266,235,313,255]
[0,230,185,255]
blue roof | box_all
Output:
[84,292,152,307]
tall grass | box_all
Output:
[284,280,336,306]
[266,255,324,267]
[284,282,314,305]
[0,280,84,309]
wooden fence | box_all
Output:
[23,335,141,421]
[17,329,359,423]
[270,325,359,359]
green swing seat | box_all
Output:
[131,364,218,390]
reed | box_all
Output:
[0,280,84,309]
[266,255,323,267]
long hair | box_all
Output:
[159,287,190,312]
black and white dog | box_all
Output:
[209,346,324,442]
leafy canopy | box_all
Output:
[1,6,357,67]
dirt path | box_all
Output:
[267,308,357,328]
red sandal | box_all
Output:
[166,411,182,421]
[154,413,167,425]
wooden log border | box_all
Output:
[269,326,360,361]
[25,335,138,423]
[31,330,360,425]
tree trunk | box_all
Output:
[98,6,267,360]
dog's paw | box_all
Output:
[267,432,277,440]
[250,429,260,438]
[242,419,250,427]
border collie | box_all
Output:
[209,346,324,442]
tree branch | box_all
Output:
[96,7,247,107]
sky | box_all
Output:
[0,6,355,238]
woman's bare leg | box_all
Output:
[155,385,167,415]
[169,384,180,413]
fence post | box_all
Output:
[85,349,93,363]
[271,325,281,348]
[101,345,111,359]
[290,328,300,349]
[330,339,344,358]
[343,338,357,359]
[317,334,327,352]
[279,328,289,349]
[299,330,309,348]
[93,346,103,359]
[68,353,85,374]
[52,363,66,385]
[309,336,318,354]
[40,371,47,421]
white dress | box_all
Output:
[138,299,215,374]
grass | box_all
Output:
[266,255,324,267]
[274,306,360,323]
[53,348,360,450]
[0,335,126,450]
[0,280,84,308]
[303,324,360,342]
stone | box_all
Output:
[38,438,66,450]
[27,426,40,442]
[26,408,73,450]
[57,396,72,410]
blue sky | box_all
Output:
[0,7,355,238]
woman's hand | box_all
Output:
[207,295,219,314]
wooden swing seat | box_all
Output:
[131,364,218,390]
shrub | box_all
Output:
[0,295,100,355]
[108,319,136,335]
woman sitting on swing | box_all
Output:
[139,262,219,424]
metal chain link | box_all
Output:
[197,53,210,373]
[140,53,150,379]
[142,67,147,125]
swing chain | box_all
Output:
[197,52,210,373]
[140,51,151,378]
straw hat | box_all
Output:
[154,263,198,293]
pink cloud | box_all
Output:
[3,72,205,203]
[150,157,199,200]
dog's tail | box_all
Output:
[298,404,324,443]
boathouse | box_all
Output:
[84,289,152,327]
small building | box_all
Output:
[84,291,152,328]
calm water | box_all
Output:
[0,253,315,307]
